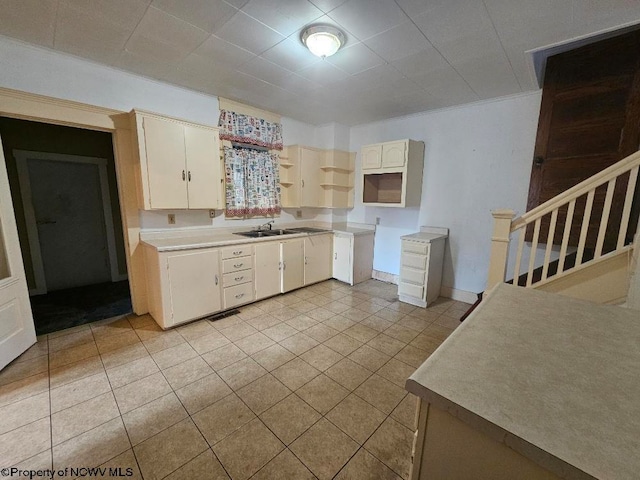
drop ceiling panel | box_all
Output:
[241,0,323,36]
[392,47,451,79]
[0,0,57,48]
[572,0,640,37]
[261,37,321,72]
[271,73,323,96]
[454,55,522,99]
[328,0,409,41]
[66,0,151,32]
[297,61,350,85]
[238,57,293,84]
[325,42,384,75]
[308,0,349,14]
[193,35,255,69]
[364,22,432,63]
[215,11,285,54]
[151,0,238,34]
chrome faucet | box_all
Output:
[258,220,275,231]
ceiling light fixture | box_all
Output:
[301,24,345,58]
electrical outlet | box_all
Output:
[296,210,302,219]
[168,214,176,225]
[376,217,380,225]
[209,210,216,219]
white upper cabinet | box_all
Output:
[131,110,222,210]
[362,144,382,170]
[381,141,406,168]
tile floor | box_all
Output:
[0,279,468,480]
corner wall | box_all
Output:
[348,92,543,295]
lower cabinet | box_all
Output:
[281,239,304,292]
[221,245,254,309]
[332,231,375,286]
[255,241,282,301]
[144,246,221,329]
[304,234,333,285]
[398,233,446,308]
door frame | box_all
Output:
[14,150,126,295]
[0,87,147,314]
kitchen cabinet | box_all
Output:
[281,238,304,292]
[361,139,424,208]
[398,228,447,307]
[304,234,333,285]
[221,245,254,309]
[131,110,223,210]
[282,146,355,208]
[144,246,221,329]
[332,230,375,285]
[254,241,281,300]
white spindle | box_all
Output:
[576,190,595,266]
[526,218,541,287]
[541,209,558,281]
[513,228,526,285]
[594,178,616,258]
[558,200,575,274]
[617,166,639,249]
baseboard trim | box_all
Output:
[440,286,479,304]
[372,270,399,284]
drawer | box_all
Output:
[400,266,426,286]
[402,241,428,255]
[401,252,427,270]
[222,256,253,274]
[223,269,253,287]
[224,282,254,309]
[399,281,424,299]
[221,245,254,260]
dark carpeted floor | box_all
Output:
[30,280,132,335]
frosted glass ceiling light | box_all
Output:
[301,25,345,58]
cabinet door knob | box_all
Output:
[334,253,337,260]
[215,275,218,285]
[182,170,186,181]
[301,179,304,187]
[188,171,192,182]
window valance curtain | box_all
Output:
[219,110,283,150]
[224,147,281,218]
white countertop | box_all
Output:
[406,283,640,480]
[141,223,374,252]
[401,232,447,243]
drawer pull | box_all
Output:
[235,293,245,299]
[233,263,243,268]
[234,276,244,281]
[215,275,218,285]
[233,250,243,255]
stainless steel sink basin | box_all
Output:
[234,231,272,238]
[234,229,298,238]
[263,229,298,236]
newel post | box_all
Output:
[485,209,516,294]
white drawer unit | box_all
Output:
[224,282,254,309]
[222,256,253,274]
[222,245,254,260]
[398,228,448,308]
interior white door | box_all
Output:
[0,135,36,370]
[27,158,111,291]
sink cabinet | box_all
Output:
[254,241,282,301]
[131,110,223,210]
[281,238,304,292]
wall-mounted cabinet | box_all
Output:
[131,110,223,210]
[282,145,355,209]
[360,139,424,208]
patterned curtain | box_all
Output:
[224,147,281,218]
[219,110,283,150]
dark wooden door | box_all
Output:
[527,30,640,250]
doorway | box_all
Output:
[0,117,131,335]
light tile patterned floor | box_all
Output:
[0,279,468,480]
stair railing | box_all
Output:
[486,150,640,292]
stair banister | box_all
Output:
[486,209,516,293]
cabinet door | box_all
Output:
[304,234,332,285]
[381,141,407,168]
[167,249,221,325]
[361,145,382,169]
[255,241,282,300]
[142,116,188,209]
[281,239,304,292]
[300,148,322,207]
[333,234,352,284]
[184,125,221,209]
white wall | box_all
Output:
[0,36,331,230]
[348,92,543,295]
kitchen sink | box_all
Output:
[234,229,298,238]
